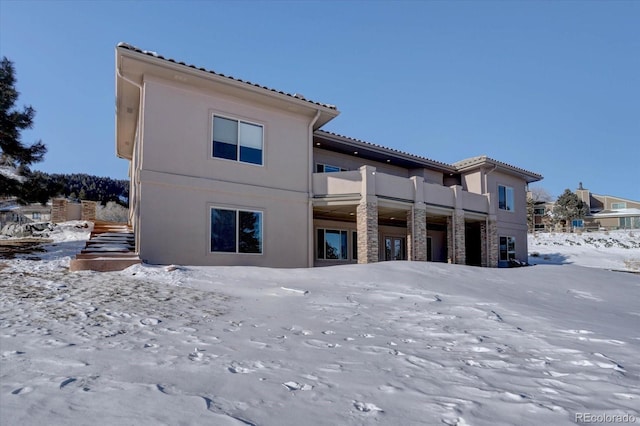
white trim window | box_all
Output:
[498,185,515,212]
[210,207,263,254]
[611,202,626,209]
[212,115,263,165]
[317,228,349,260]
[499,236,516,261]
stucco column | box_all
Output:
[357,196,378,263]
[407,203,427,261]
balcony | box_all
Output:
[313,166,489,214]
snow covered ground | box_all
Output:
[1,226,638,425]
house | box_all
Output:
[576,184,640,230]
[115,43,542,268]
[0,198,51,229]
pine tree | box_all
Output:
[552,189,588,228]
[0,57,47,202]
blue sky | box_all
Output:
[1,0,638,200]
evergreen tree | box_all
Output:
[0,57,47,203]
[552,189,588,228]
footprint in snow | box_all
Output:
[282,381,313,391]
[11,386,33,395]
[353,401,383,413]
[140,318,161,326]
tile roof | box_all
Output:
[314,130,456,171]
[117,43,337,111]
[454,155,542,180]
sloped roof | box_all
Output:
[454,155,542,183]
[314,130,456,172]
[117,43,337,111]
[592,208,640,218]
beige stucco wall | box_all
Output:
[487,171,529,262]
[135,76,317,267]
[142,77,311,193]
[138,170,309,266]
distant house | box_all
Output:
[0,198,51,229]
[115,43,542,268]
[576,184,640,230]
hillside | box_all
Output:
[0,226,638,425]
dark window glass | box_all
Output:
[317,229,325,259]
[211,208,236,252]
[238,211,262,253]
[325,230,341,259]
[352,231,358,260]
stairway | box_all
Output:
[69,221,141,272]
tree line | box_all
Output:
[1,56,128,206]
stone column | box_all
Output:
[81,200,97,221]
[453,209,466,265]
[51,199,68,223]
[407,204,427,261]
[357,197,378,264]
[487,216,499,267]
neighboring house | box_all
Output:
[0,198,51,228]
[576,184,640,230]
[115,43,542,268]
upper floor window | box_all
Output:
[316,163,347,173]
[611,202,626,209]
[533,207,545,215]
[498,185,515,212]
[32,212,41,220]
[212,115,263,165]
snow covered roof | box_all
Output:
[0,166,25,183]
[592,208,640,218]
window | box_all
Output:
[534,208,545,215]
[498,185,515,211]
[499,236,516,261]
[571,219,584,228]
[352,231,358,260]
[32,212,41,220]
[317,228,348,260]
[210,208,262,254]
[620,216,640,229]
[212,115,263,165]
[316,163,346,173]
[611,202,626,209]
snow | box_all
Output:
[0,165,25,182]
[1,227,639,425]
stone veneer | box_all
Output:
[487,218,499,267]
[406,205,427,261]
[357,197,378,263]
[453,210,466,265]
[81,200,97,221]
[51,199,68,223]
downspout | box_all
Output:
[116,67,143,253]
[308,110,322,268]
